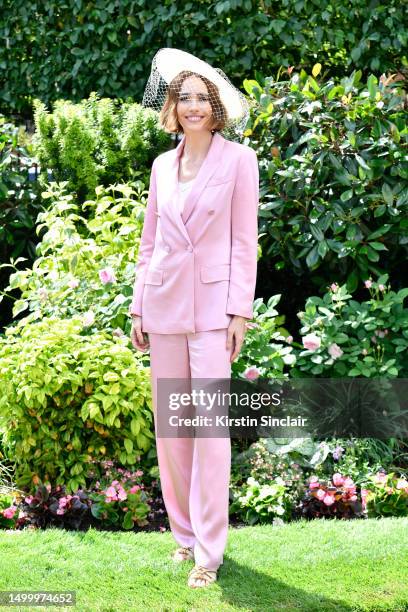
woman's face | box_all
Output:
[176,75,213,134]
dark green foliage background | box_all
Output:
[1,0,407,117]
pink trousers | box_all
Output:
[148,328,232,571]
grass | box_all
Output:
[0,517,407,612]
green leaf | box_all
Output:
[341,190,353,202]
[124,438,133,454]
[382,183,393,206]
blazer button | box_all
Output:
[208,209,215,215]
[186,245,193,252]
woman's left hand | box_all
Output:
[226,315,247,362]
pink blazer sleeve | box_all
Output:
[226,147,259,319]
[129,159,158,316]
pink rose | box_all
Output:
[328,343,343,359]
[243,366,261,380]
[330,283,338,292]
[364,280,372,288]
[99,268,117,284]
[302,333,321,351]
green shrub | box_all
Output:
[229,475,292,525]
[0,114,45,326]
[0,317,153,492]
[364,471,408,517]
[291,275,408,377]
[32,93,171,202]
[1,1,406,116]
[245,69,407,291]
[232,294,295,379]
[1,181,146,330]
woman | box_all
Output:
[129,48,259,588]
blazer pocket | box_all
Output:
[200,263,230,283]
[144,268,163,285]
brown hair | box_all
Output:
[159,70,228,134]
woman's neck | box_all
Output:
[182,130,213,163]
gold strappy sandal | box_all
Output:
[171,546,194,562]
[187,564,217,588]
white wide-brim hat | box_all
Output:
[142,47,251,138]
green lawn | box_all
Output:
[1,517,407,612]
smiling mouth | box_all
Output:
[186,116,204,121]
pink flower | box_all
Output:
[309,476,320,490]
[349,494,357,501]
[2,505,18,519]
[374,472,387,484]
[330,283,339,292]
[332,473,345,486]
[56,508,66,515]
[99,268,116,284]
[117,487,127,501]
[396,479,408,490]
[286,335,293,344]
[343,477,355,490]
[24,496,34,505]
[303,333,321,351]
[364,280,372,288]
[323,494,335,506]
[112,328,124,337]
[245,322,260,330]
[316,488,326,500]
[243,366,261,380]
[328,343,343,359]
[83,310,95,327]
[379,284,385,291]
[68,278,80,289]
[135,470,143,477]
[129,485,140,494]
[105,486,118,502]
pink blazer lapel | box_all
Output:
[166,132,226,244]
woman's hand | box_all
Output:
[226,315,247,362]
[130,315,150,352]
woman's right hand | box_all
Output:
[130,315,150,352]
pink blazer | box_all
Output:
[130,131,259,334]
